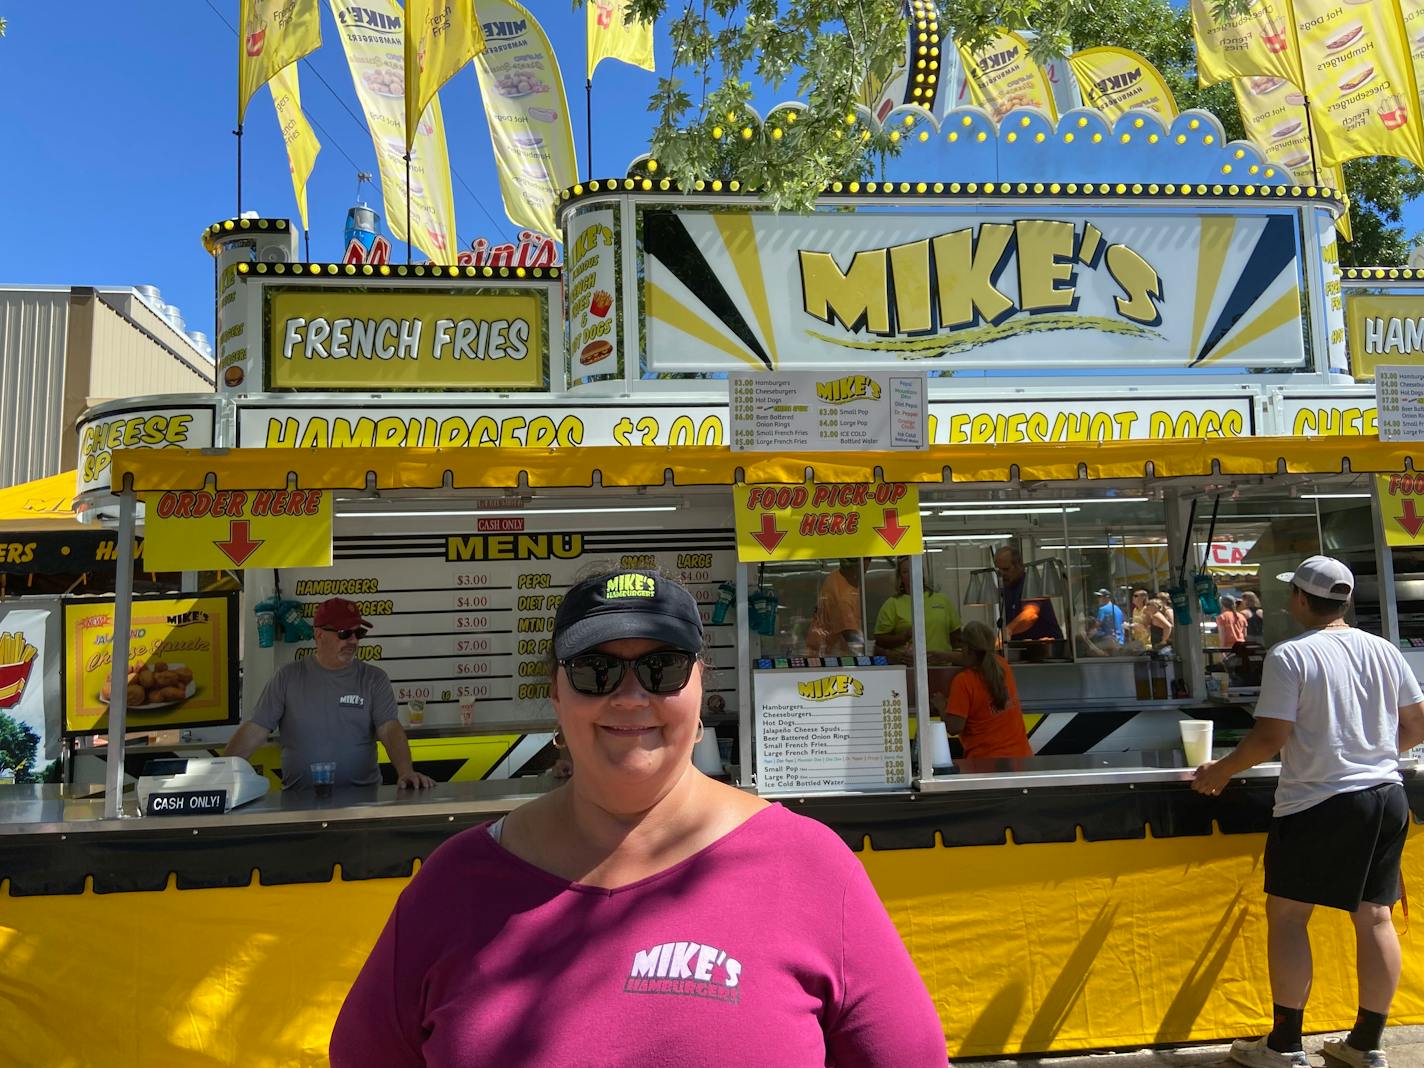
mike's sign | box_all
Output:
[643,208,1305,374]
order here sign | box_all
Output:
[734,482,922,562]
[141,489,333,570]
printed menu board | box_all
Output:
[729,370,927,452]
[754,665,910,794]
[274,524,738,724]
[1375,365,1424,441]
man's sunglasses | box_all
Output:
[559,650,697,696]
[322,626,368,640]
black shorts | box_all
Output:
[1264,782,1409,912]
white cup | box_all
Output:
[927,720,953,768]
[693,726,723,774]
[1179,719,1213,766]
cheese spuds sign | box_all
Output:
[643,208,1306,373]
[267,288,546,389]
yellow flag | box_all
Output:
[405,0,485,150]
[1191,0,1302,88]
[330,0,460,263]
[1068,47,1179,121]
[1290,0,1424,169]
[238,0,322,124]
[587,0,655,81]
[957,30,1057,122]
[1232,75,1351,239]
[269,64,320,231]
[1398,0,1424,113]
[474,0,578,239]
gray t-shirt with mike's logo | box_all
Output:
[250,658,399,789]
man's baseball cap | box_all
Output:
[1094,587,1112,597]
[553,570,703,660]
[314,598,373,630]
[1278,555,1355,601]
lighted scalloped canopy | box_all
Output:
[623,102,1323,194]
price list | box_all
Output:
[1375,365,1424,442]
[729,371,927,453]
[275,529,739,726]
[754,665,911,794]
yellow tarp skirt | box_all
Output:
[3,827,1422,1066]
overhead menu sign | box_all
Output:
[734,482,923,562]
[1374,365,1424,442]
[755,665,910,794]
[728,370,927,452]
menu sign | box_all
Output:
[272,526,738,724]
[566,207,620,383]
[754,665,910,794]
[728,370,927,452]
[1374,365,1424,441]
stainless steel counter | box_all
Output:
[916,751,1418,793]
[0,777,557,836]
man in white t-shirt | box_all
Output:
[1193,557,1424,1068]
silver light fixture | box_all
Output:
[964,568,1000,605]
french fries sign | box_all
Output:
[735,482,923,562]
[141,489,333,571]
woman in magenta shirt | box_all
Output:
[331,570,947,1067]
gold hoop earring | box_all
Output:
[552,729,566,750]
[694,721,705,743]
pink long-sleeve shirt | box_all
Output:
[330,803,947,1067]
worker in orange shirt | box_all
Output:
[946,621,1034,759]
[806,559,866,658]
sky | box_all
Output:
[0,2,1421,347]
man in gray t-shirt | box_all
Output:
[224,598,435,791]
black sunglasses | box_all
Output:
[322,626,368,640]
[560,650,697,696]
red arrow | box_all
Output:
[873,509,910,549]
[750,513,786,554]
[1398,499,1424,539]
[215,520,265,566]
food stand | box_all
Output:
[6,104,1424,1064]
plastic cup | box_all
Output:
[928,720,953,769]
[311,761,336,799]
[408,699,425,726]
[459,700,475,726]
[692,727,723,775]
[1179,720,1213,766]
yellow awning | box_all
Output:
[105,437,1417,494]
[0,471,80,530]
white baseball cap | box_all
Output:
[1277,555,1354,601]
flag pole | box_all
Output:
[586,79,593,181]
[235,123,244,215]
[1302,94,1321,188]
[404,152,413,265]
[304,228,311,261]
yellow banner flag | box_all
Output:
[238,0,322,124]
[406,0,485,150]
[957,30,1057,122]
[474,0,578,239]
[1191,0,1302,88]
[1399,0,1424,113]
[1291,0,1424,169]
[587,0,655,80]
[330,0,461,263]
[1068,47,1179,121]
[1232,74,1351,239]
[269,63,320,231]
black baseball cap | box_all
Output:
[553,570,704,660]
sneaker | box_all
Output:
[1322,1038,1387,1068]
[1231,1036,1311,1068]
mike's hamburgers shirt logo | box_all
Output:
[624,941,743,1003]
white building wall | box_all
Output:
[0,289,68,489]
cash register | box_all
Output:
[136,756,269,816]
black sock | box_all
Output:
[1267,1004,1305,1053]
[1347,1008,1388,1052]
